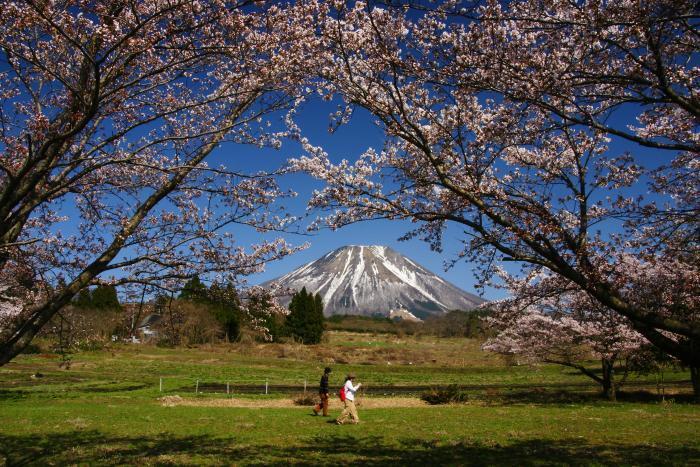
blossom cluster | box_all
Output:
[0,1,319,355]
[287,0,698,366]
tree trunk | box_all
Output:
[130,286,148,337]
[691,366,700,403]
[0,299,67,366]
[601,358,616,401]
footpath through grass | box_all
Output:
[0,333,698,465]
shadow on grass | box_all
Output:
[78,382,148,393]
[1,431,698,466]
[484,389,698,406]
[0,389,32,401]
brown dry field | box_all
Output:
[218,330,502,367]
[158,395,428,409]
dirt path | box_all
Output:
[158,395,428,409]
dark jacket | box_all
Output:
[319,374,329,393]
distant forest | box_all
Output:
[326,309,491,338]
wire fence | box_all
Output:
[154,377,693,396]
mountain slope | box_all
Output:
[264,245,485,318]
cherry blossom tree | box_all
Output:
[483,271,647,400]
[289,0,699,394]
[0,0,320,364]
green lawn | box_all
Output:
[0,334,697,465]
[4,332,688,390]
[1,397,699,465]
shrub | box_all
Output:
[74,338,106,351]
[422,309,491,338]
[325,314,420,335]
[21,343,41,354]
[156,338,175,348]
[39,305,122,350]
[421,385,469,405]
[154,301,222,346]
[293,393,317,406]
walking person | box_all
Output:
[312,367,332,416]
[336,373,362,425]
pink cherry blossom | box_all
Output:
[288,0,699,395]
[0,1,320,364]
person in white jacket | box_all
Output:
[336,374,362,424]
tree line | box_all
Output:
[36,279,326,349]
[164,278,325,345]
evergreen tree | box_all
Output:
[153,294,170,314]
[208,282,241,342]
[285,287,306,341]
[179,276,207,302]
[286,287,324,344]
[73,288,93,309]
[310,292,325,343]
[91,285,120,310]
[314,293,323,319]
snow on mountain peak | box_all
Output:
[264,245,485,318]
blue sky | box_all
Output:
[45,86,666,303]
[201,95,671,302]
[28,84,496,299]
[206,97,497,299]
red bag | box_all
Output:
[339,386,346,402]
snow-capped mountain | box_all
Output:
[263,245,485,318]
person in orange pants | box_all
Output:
[312,367,332,416]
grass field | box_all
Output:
[1,331,698,466]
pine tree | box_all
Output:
[208,281,241,342]
[312,292,324,341]
[286,287,324,344]
[285,287,307,342]
[73,288,93,309]
[179,276,207,302]
[91,285,120,310]
[154,294,170,314]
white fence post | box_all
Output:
[304,379,307,394]
[265,379,268,395]
[227,382,230,395]
[196,379,199,394]
[159,377,163,393]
